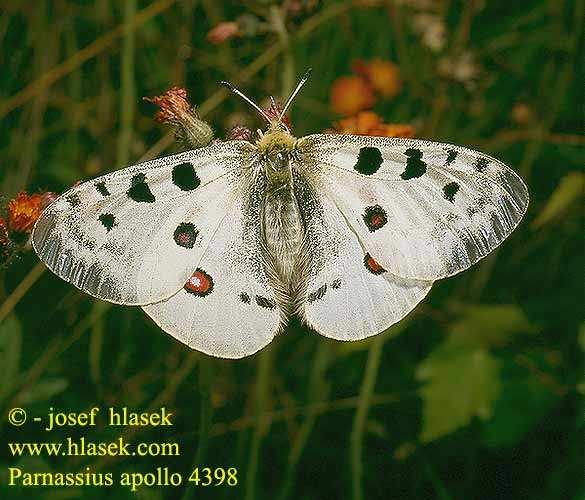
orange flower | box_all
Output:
[335,111,415,138]
[7,192,43,233]
[207,22,240,44]
[335,111,381,134]
[371,123,415,138]
[330,76,375,116]
[353,59,402,99]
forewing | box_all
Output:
[292,169,432,341]
[298,134,529,281]
[33,141,255,305]
[142,171,281,358]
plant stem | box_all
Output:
[116,0,136,168]
[0,262,45,324]
[270,5,295,98]
[350,336,385,500]
[245,345,274,500]
[182,355,214,500]
[278,341,332,500]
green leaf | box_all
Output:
[417,338,501,443]
[416,304,537,442]
[532,171,585,228]
[0,315,22,403]
[449,304,536,347]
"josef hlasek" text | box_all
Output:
[43,407,173,431]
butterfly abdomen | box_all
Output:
[261,159,308,324]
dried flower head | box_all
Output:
[145,87,191,125]
[264,99,292,129]
[145,87,214,149]
[352,59,402,99]
[8,192,43,234]
[335,111,415,138]
[229,125,253,141]
[207,22,241,44]
[330,76,376,116]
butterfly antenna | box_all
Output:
[278,68,312,122]
[220,81,272,125]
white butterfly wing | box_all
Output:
[142,171,281,358]
[298,134,529,281]
[292,170,432,341]
[33,142,254,305]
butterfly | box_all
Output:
[32,70,529,359]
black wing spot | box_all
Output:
[443,182,460,203]
[354,147,383,175]
[255,295,276,310]
[363,205,388,232]
[98,213,116,231]
[445,149,458,165]
[173,223,198,248]
[95,181,110,197]
[66,194,81,207]
[307,284,327,303]
[475,157,489,172]
[127,173,155,203]
[331,279,342,289]
[172,162,201,191]
[364,253,386,275]
[239,292,251,304]
[400,148,427,180]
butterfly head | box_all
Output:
[256,126,295,156]
[221,68,312,143]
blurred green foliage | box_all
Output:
[0,1,583,499]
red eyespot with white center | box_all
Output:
[184,269,214,297]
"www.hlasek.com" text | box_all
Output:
[8,437,180,457]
